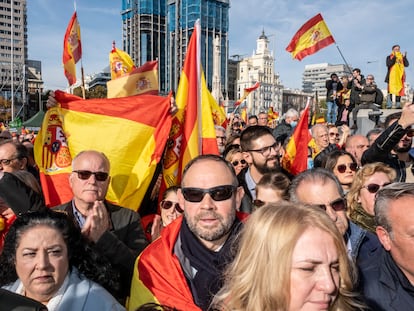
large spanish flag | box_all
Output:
[160,20,219,192]
[286,13,335,61]
[281,98,312,175]
[34,90,172,209]
[388,51,406,96]
[234,81,260,107]
[107,60,159,98]
[63,12,82,86]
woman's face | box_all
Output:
[358,172,392,216]
[333,155,356,189]
[15,225,69,304]
[160,191,182,226]
[289,227,340,311]
[328,128,339,145]
[229,152,247,175]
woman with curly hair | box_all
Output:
[0,209,125,311]
[347,162,396,233]
[212,202,365,311]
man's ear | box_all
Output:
[177,189,185,211]
[242,151,252,165]
[376,226,392,251]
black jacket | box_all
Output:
[0,289,47,311]
[361,121,412,182]
[359,248,414,310]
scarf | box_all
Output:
[350,204,376,233]
[180,217,242,311]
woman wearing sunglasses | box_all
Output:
[224,147,247,176]
[347,162,396,233]
[324,150,358,194]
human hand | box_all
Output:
[46,91,58,109]
[150,214,162,242]
[398,102,414,129]
[170,96,178,116]
[81,201,110,243]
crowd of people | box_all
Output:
[0,47,414,310]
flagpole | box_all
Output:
[80,62,85,99]
[335,43,352,74]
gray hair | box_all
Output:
[375,182,414,235]
[284,108,299,119]
[289,168,344,203]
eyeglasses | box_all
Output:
[329,132,339,137]
[181,185,237,202]
[248,142,280,157]
[316,198,347,212]
[72,170,109,182]
[0,157,18,165]
[362,182,392,194]
[253,199,266,208]
[336,162,358,173]
[160,200,183,213]
[232,159,247,166]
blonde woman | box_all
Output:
[347,162,396,233]
[212,202,364,311]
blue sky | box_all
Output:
[28,0,414,91]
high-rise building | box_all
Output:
[121,0,229,95]
[0,0,28,117]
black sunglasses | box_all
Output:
[73,170,109,182]
[232,159,247,166]
[181,185,237,202]
[160,200,183,213]
[362,182,392,194]
[253,199,266,208]
[316,198,347,212]
[336,162,358,173]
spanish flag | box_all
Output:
[160,20,219,192]
[109,41,136,80]
[281,98,312,175]
[388,51,406,96]
[34,90,172,209]
[107,60,159,98]
[63,12,82,86]
[234,81,260,107]
[286,13,335,61]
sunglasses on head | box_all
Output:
[336,162,358,173]
[73,170,109,182]
[362,182,392,194]
[316,198,347,212]
[181,185,237,202]
[253,199,265,208]
[160,200,183,213]
[232,159,247,166]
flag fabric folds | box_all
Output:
[160,20,219,193]
[281,98,312,175]
[34,90,172,209]
[286,13,335,61]
[388,51,406,96]
[63,12,82,86]
[109,42,136,80]
[107,60,159,98]
[234,81,260,107]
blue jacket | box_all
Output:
[359,248,414,310]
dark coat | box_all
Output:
[0,288,47,311]
[272,119,293,144]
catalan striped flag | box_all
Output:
[34,90,172,209]
[107,60,159,98]
[281,98,312,175]
[286,13,335,61]
[234,81,260,107]
[160,19,219,193]
[63,12,82,86]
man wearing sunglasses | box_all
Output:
[129,155,245,311]
[362,106,414,182]
[53,150,148,303]
[238,125,288,213]
[289,168,380,267]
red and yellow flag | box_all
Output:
[281,99,312,175]
[160,20,219,193]
[34,90,172,209]
[388,51,406,96]
[286,13,335,61]
[109,41,136,80]
[63,12,82,86]
[107,60,159,98]
[234,81,260,107]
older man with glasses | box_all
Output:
[128,154,245,311]
[0,139,29,173]
[289,168,380,267]
[52,149,148,303]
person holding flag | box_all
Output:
[385,44,409,109]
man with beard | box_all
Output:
[362,104,414,182]
[238,125,289,213]
[128,155,245,311]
